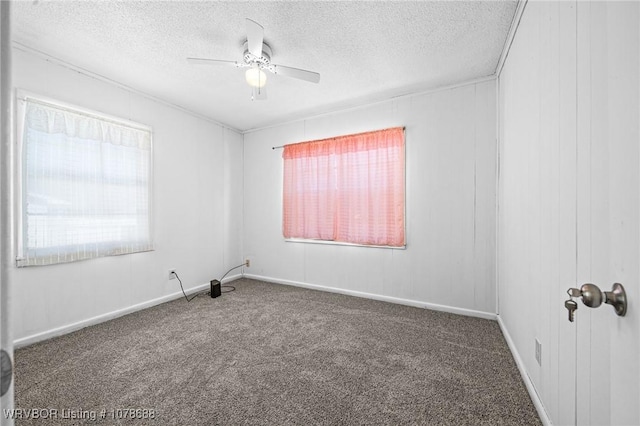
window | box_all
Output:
[282,127,405,247]
[17,93,153,266]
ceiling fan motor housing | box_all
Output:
[243,41,272,68]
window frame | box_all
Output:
[282,127,407,250]
[15,90,154,266]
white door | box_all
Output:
[0,1,13,425]
[574,2,640,424]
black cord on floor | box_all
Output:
[175,271,207,302]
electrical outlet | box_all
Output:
[168,269,176,280]
[535,339,542,366]
[245,258,250,268]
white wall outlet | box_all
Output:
[245,258,250,268]
[535,338,542,366]
[168,269,176,280]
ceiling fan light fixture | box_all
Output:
[187,19,319,100]
[245,67,267,88]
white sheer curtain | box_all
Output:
[18,96,153,266]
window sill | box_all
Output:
[284,238,406,250]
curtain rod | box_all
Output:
[271,126,405,150]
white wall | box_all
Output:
[11,48,244,343]
[498,3,577,423]
[243,80,497,316]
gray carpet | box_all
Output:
[15,278,540,425]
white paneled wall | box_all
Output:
[243,80,497,316]
[498,3,576,423]
[11,49,244,344]
[498,1,640,424]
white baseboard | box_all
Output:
[13,274,242,348]
[496,315,551,426]
[243,273,497,321]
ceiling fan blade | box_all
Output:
[271,64,320,83]
[187,58,244,67]
[251,85,267,101]
[246,18,264,58]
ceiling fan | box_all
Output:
[187,18,321,100]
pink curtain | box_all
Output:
[283,127,405,247]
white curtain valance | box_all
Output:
[25,101,151,151]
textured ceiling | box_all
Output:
[12,1,517,132]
